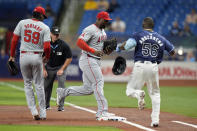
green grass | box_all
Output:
[0,125,122,131]
[0,81,197,118]
[0,86,26,105]
[160,86,197,117]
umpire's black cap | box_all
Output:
[51,26,60,35]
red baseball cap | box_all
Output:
[97,11,112,20]
[33,6,47,19]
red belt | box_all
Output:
[21,51,41,54]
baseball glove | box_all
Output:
[103,38,117,55]
[112,56,126,75]
[7,61,19,76]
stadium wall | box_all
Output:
[101,60,197,86]
[0,59,196,86]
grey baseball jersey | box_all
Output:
[14,19,51,52]
[14,18,50,118]
[79,24,107,58]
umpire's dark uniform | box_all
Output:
[44,27,72,111]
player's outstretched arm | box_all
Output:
[116,38,137,52]
[117,42,126,51]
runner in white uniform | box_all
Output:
[9,6,51,120]
[57,11,115,119]
[116,17,175,127]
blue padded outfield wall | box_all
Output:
[0,56,82,81]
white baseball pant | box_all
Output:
[126,61,160,123]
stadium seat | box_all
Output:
[78,0,197,36]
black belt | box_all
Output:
[137,61,157,64]
[87,54,100,60]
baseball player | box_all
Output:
[116,17,175,127]
[8,6,51,120]
[57,11,115,120]
[43,26,72,111]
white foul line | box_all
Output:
[0,82,156,131]
[0,82,24,91]
[172,121,197,128]
[51,97,97,114]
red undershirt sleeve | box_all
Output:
[44,41,51,59]
[76,38,95,53]
[10,34,20,57]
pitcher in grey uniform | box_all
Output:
[9,6,51,120]
[43,26,72,111]
[57,11,115,120]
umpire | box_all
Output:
[43,26,72,111]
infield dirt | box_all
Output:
[0,105,197,131]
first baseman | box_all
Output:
[116,17,175,127]
[56,11,115,120]
[9,6,51,120]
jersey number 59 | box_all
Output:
[24,30,40,44]
[142,43,159,57]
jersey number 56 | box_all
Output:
[24,30,40,44]
[142,43,159,57]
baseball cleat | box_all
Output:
[138,91,145,110]
[33,115,41,120]
[46,106,52,110]
[151,122,159,127]
[57,106,64,112]
[40,118,46,120]
[39,109,46,120]
[96,112,115,118]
